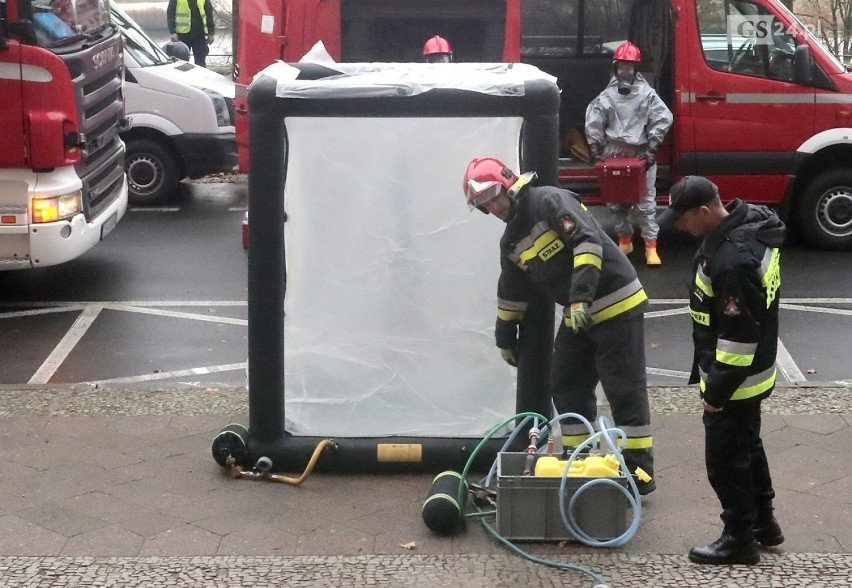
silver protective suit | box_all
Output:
[585,73,673,241]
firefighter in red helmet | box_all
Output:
[585,41,673,267]
[463,157,656,495]
[423,35,453,63]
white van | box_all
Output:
[112,5,237,204]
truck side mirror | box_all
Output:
[794,44,813,85]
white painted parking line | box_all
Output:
[776,338,805,382]
[104,303,248,326]
[780,298,852,304]
[0,306,86,319]
[645,307,690,319]
[647,367,690,379]
[780,303,852,317]
[0,300,247,307]
[129,207,180,212]
[88,362,247,385]
[28,304,103,384]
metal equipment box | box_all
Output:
[595,156,647,204]
[496,452,630,541]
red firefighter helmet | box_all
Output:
[612,41,642,64]
[423,35,453,63]
[463,157,517,211]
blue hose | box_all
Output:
[554,413,643,547]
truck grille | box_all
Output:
[61,34,126,220]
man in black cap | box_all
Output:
[659,176,786,565]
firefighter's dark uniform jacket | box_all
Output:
[688,199,786,408]
[494,181,647,348]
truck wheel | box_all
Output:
[125,139,179,205]
[798,169,852,249]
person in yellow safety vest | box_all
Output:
[463,157,656,495]
[167,0,215,68]
[657,176,786,566]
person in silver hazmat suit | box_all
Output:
[585,41,673,267]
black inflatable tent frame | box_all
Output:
[223,63,560,473]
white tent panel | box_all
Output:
[282,116,523,437]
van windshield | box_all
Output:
[773,0,845,73]
[110,5,170,66]
[29,0,111,48]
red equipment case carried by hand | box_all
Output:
[594,156,647,204]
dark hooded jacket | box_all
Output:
[494,180,647,350]
[688,199,786,407]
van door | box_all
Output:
[684,0,814,203]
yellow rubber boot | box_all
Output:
[645,240,662,267]
[618,236,634,255]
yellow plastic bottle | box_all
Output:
[534,455,566,477]
[567,455,621,477]
[535,454,622,477]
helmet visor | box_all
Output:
[466,181,502,211]
[426,54,451,63]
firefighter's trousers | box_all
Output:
[551,312,654,479]
[703,400,776,537]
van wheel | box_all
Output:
[125,139,179,205]
[798,169,852,249]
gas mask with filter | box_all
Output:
[615,62,636,96]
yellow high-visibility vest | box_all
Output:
[174,0,209,35]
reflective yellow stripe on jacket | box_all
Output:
[573,242,603,270]
[715,339,757,367]
[699,366,777,401]
[563,278,647,327]
[760,247,781,308]
[695,265,714,298]
[497,298,528,322]
[518,229,563,265]
[690,309,710,326]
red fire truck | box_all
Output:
[1,0,128,270]
[233,0,852,249]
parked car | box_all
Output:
[112,5,237,204]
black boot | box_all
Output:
[754,517,784,547]
[636,479,656,495]
[688,532,760,565]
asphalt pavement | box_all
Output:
[0,381,849,587]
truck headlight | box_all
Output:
[202,89,232,127]
[32,191,83,223]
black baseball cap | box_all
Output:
[657,175,719,228]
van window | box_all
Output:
[695,0,797,82]
[111,6,171,67]
[521,0,628,58]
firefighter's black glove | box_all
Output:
[500,348,519,367]
[495,320,518,350]
[496,320,519,366]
